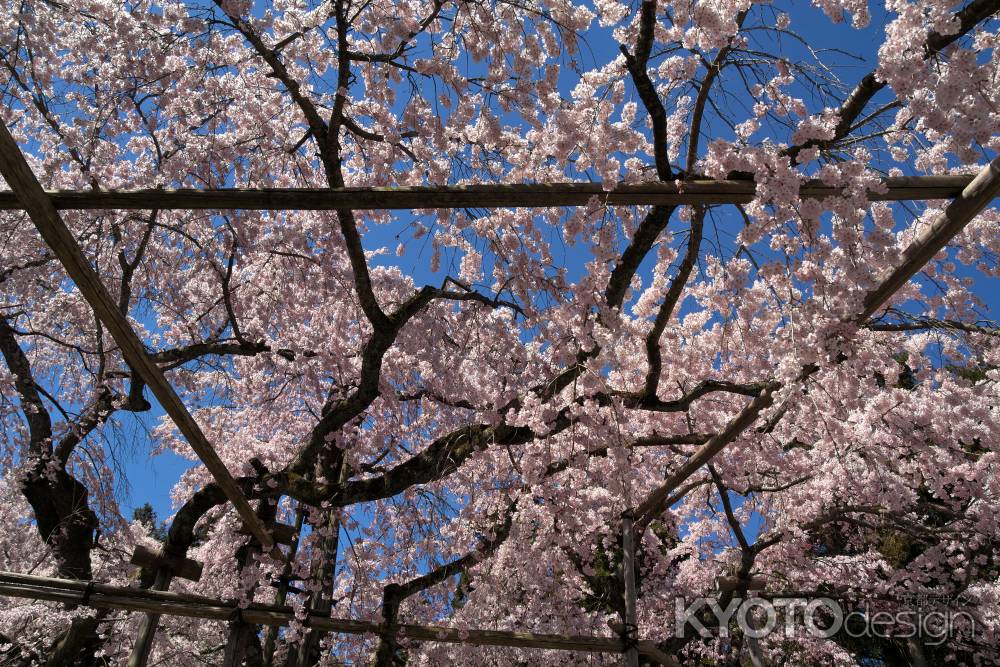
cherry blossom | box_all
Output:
[0,0,998,664]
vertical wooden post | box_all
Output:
[221,607,256,667]
[127,545,203,667]
[294,459,346,667]
[622,512,639,667]
[128,569,172,667]
[223,497,279,667]
[262,507,305,665]
[294,507,340,667]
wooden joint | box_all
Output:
[130,544,203,582]
[239,522,297,545]
[715,575,766,592]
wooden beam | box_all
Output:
[239,521,297,545]
[0,571,674,659]
[0,122,278,558]
[621,513,639,667]
[127,568,171,667]
[130,545,203,582]
[127,544,207,665]
[262,508,305,664]
[0,175,979,211]
[715,576,767,593]
[631,386,777,526]
[223,500,275,667]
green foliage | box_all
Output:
[876,530,918,569]
[945,362,996,383]
[131,503,168,542]
[577,521,676,616]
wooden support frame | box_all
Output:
[262,508,306,664]
[130,545,203,583]
[0,571,677,662]
[0,175,979,211]
[240,522,297,545]
[127,546,204,666]
[0,121,278,558]
[715,576,767,593]
[860,156,1000,320]
[223,499,277,666]
[128,568,173,667]
[0,106,996,667]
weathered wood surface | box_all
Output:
[0,571,674,661]
[127,568,172,667]
[239,521,297,545]
[860,156,1000,320]
[129,545,203,583]
[715,575,767,592]
[0,175,982,211]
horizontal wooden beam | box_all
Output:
[715,576,767,592]
[0,175,980,211]
[130,545,203,582]
[0,121,279,558]
[239,522,297,545]
[0,571,673,661]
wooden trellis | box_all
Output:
[0,572,677,663]
[1,108,998,666]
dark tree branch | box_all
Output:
[373,500,516,666]
[0,316,96,581]
[686,12,748,172]
[620,0,671,180]
[642,207,705,398]
[211,1,329,144]
[867,315,999,337]
[0,316,52,450]
[782,0,1000,164]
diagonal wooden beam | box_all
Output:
[861,156,1000,320]
[0,175,979,211]
[630,155,1000,528]
[0,121,278,557]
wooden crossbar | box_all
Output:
[0,175,978,211]
[861,156,1000,320]
[0,571,675,662]
[130,545,203,582]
